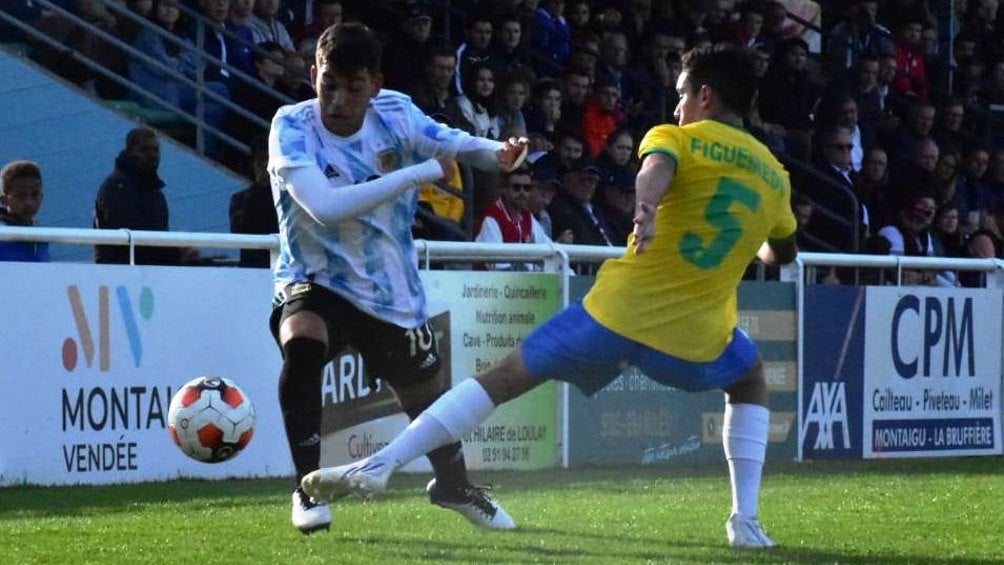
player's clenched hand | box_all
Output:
[497,136,530,172]
[632,202,657,254]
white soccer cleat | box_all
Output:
[427,478,517,530]
[301,457,393,503]
[726,513,777,549]
[291,488,331,534]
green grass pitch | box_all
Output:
[2,457,1003,564]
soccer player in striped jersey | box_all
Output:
[268,22,527,534]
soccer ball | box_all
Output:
[168,376,255,463]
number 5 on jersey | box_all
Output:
[680,177,761,270]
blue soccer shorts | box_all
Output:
[521,301,759,396]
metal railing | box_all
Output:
[0,226,275,266]
[784,251,1004,287]
[2,2,473,223]
[0,224,585,264]
[3,226,1002,289]
[4,1,242,156]
[0,9,240,153]
[94,0,296,154]
[3,9,443,248]
[170,0,305,88]
[1,0,298,158]
[780,153,861,253]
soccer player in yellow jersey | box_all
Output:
[302,45,799,549]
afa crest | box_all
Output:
[377,150,400,173]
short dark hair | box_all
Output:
[740,4,765,18]
[464,13,492,30]
[792,193,813,208]
[500,70,532,93]
[680,44,757,115]
[857,53,879,67]
[253,41,285,65]
[426,42,457,64]
[819,125,853,146]
[965,144,990,158]
[1,160,41,194]
[504,167,532,184]
[496,12,522,29]
[604,126,634,148]
[125,127,157,150]
[774,36,809,61]
[533,78,561,100]
[895,14,926,29]
[316,22,383,75]
[940,96,965,110]
[562,65,591,80]
[593,76,619,91]
[910,135,939,154]
[955,31,977,46]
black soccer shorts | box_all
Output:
[269,282,442,386]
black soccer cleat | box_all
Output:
[426,478,516,530]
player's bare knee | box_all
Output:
[279,310,329,346]
[476,347,539,405]
[724,358,768,406]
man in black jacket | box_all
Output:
[229,134,277,267]
[548,157,612,246]
[94,127,181,265]
[807,126,869,252]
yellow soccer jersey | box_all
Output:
[583,120,797,362]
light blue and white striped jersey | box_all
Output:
[268,89,498,328]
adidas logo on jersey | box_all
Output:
[323,164,340,178]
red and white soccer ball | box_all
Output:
[168,376,255,463]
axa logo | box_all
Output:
[800,381,851,450]
[62,284,155,372]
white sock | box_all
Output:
[374,378,496,469]
[722,403,769,518]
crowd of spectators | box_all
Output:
[7,0,1004,283]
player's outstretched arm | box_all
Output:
[404,101,526,172]
[632,152,676,254]
[280,158,450,226]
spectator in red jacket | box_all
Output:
[475,167,552,270]
[295,0,342,45]
[892,16,929,102]
[582,77,623,158]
